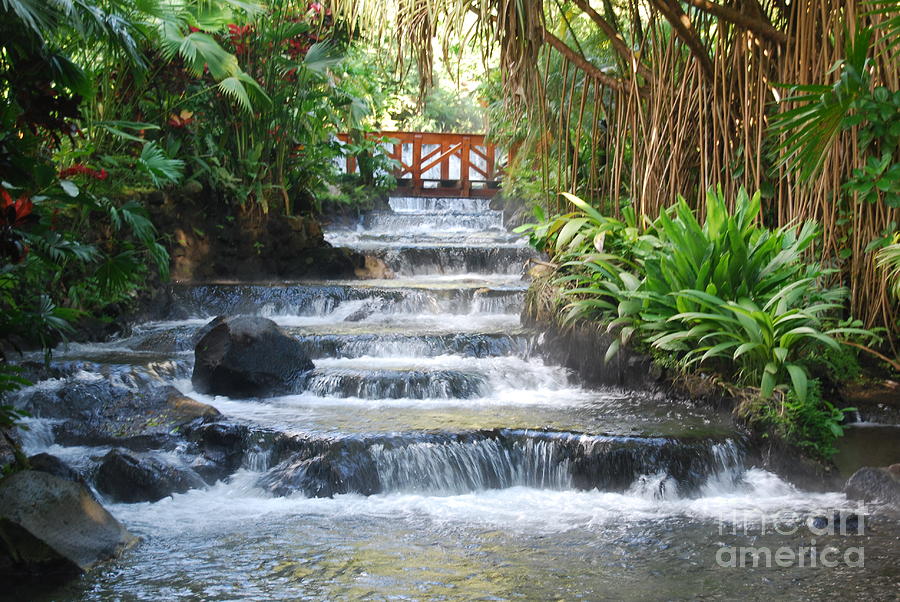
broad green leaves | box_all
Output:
[543,186,875,406]
[157,4,269,113]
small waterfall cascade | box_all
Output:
[8,194,885,600]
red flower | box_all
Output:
[227,23,253,55]
[59,164,109,181]
[286,37,310,59]
[1,189,33,228]
[1,189,34,263]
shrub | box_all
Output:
[524,186,877,459]
[745,380,852,459]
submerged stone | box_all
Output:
[844,465,900,506]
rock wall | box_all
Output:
[144,187,366,282]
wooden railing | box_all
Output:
[337,131,504,197]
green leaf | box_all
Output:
[556,218,588,252]
[786,364,808,403]
[604,338,621,363]
[561,192,606,224]
[139,142,184,187]
[59,179,79,197]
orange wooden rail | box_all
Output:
[337,131,504,197]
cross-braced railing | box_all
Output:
[337,131,506,197]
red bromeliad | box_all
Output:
[59,164,108,181]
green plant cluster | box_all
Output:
[0,0,190,424]
[518,187,877,459]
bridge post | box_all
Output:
[440,140,449,183]
[461,135,471,197]
[412,133,423,194]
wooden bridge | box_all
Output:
[337,131,506,198]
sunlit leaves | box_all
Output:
[543,187,876,404]
[769,28,874,182]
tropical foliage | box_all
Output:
[519,188,876,458]
[328,0,900,343]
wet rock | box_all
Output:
[844,465,900,506]
[95,449,205,503]
[192,315,314,397]
[530,321,657,389]
[33,383,220,451]
[27,453,87,489]
[166,390,221,420]
[344,298,388,322]
[810,511,862,533]
[258,442,380,498]
[0,471,136,577]
[1,428,23,473]
[191,314,226,347]
[18,379,123,421]
[52,422,173,452]
[840,380,900,424]
[182,421,250,483]
[354,255,395,279]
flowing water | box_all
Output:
[13,196,900,600]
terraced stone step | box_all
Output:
[243,426,745,498]
[159,282,525,320]
[327,230,526,248]
[369,245,538,276]
[362,210,504,232]
[292,331,535,359]
[388,196,493,212]
[303,367,488,399]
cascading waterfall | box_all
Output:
[370,437,573,493]
[9,194,891,600]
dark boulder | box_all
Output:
[844,464,900,506]
[27,453,87,488]
[17,379,122,421]
[192,315,314,397]
[182,421,250,484]
[191,315,227,347]
[0,470,136,578]
[18,378,221,450]
[258,442,380,498]
[95,449,205,503]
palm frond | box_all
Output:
[876,236,900,299]
[138,141,185,187]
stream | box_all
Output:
[12,195,900,600]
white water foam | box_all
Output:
[106,469,858,538]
